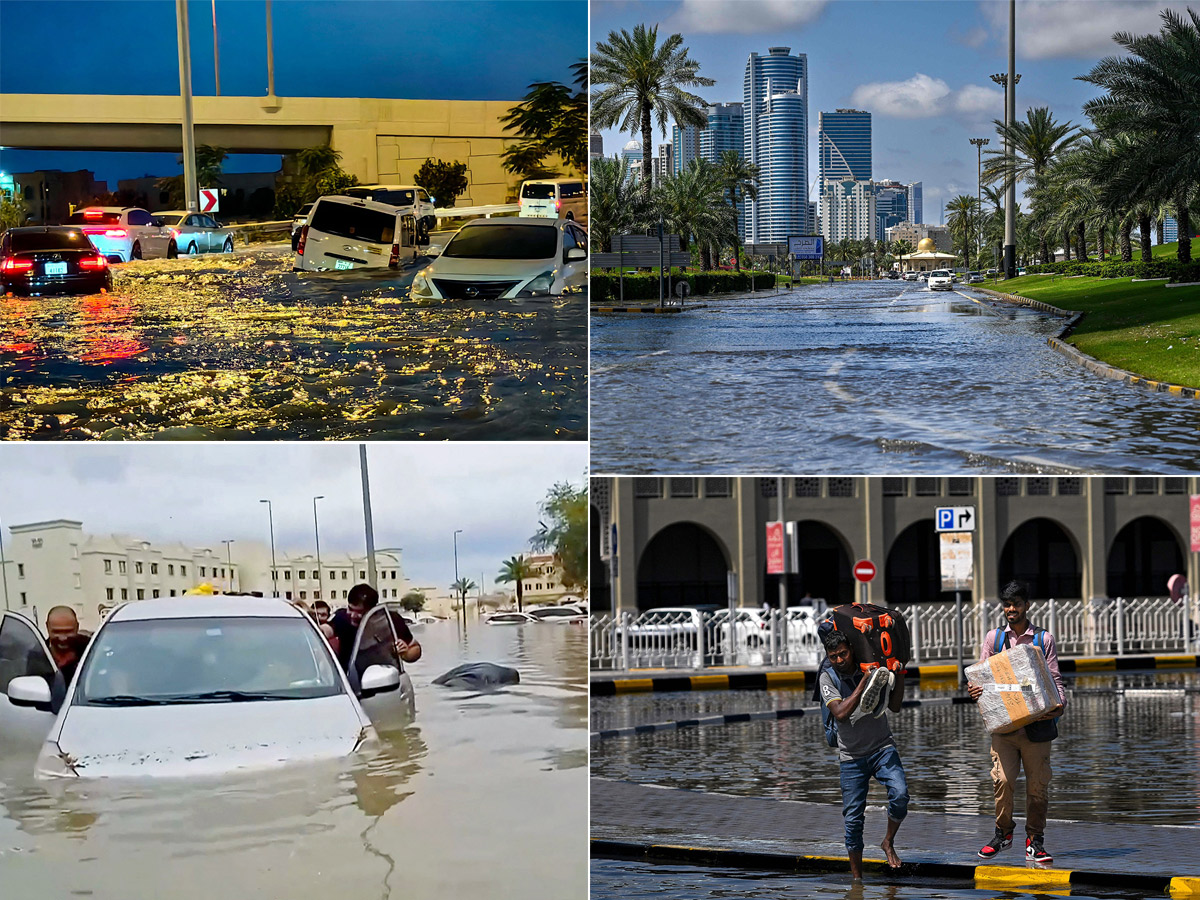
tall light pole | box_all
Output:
[211,0,220,96]
[260,499,276,595]
[175,0,199,213]
[989,0,1020,278]
[313,495,325,603]
[970,138,989,270]
[221,539,235,593]
[265,0,277,101]
[453,529,463,624]
[0,512,10,612]
[359,446,377,589]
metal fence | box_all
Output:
[590,596,1200,671]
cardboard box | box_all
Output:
[965,643,1062,734]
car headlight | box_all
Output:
[411,269,434,297]
[519,270,556,296]
[35,740,80,778]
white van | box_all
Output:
[518,177,586,223]
[293,196,425,272]
[342,184,437,234]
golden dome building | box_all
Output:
[898,236,959,273]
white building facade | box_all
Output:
[821,179,877,244]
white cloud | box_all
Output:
[669,0,830,34]
[979,1,1193,60]
[848,74,1002,120]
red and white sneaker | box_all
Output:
[1026,835,1053,863]
[978,828,1013,859]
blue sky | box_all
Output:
[592,0,1188,224]
[0,0,585,187]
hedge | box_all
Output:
[589,270,777,303]
[1022,258,1200,283]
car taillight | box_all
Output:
[555,198,561,210]
[171,228,180,239]
[2,258,34,274]
[79,255,108,270]
[389,243,400,268]
[297,224,308,256]
[104,229,127,238]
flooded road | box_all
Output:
[590,281,1200,473]
[0,621,587,899]
[0,248,585,440]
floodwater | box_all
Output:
[0,621,587,899]
[590,684,1200,824]
[590,281,1200,473]
[0,248,585,440]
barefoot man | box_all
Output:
[819,627,909,879]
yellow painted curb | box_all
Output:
[1074,658,1117,671]
[689,675,731,690]
[975,864,1072,889]
[765,671,807,687]
[916,665,959,677]
[1171,876,1200,897]
[1155,655,1197,668]
[613,678,655,694]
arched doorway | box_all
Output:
[766,520,854,606]
[998,518,1081,598]
[636,523,730,611]
[590,506,610,612]
[1107,517,1184,597]
[886,521,957,603]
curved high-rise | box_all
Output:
[743,47,810,243]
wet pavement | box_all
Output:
[0,248,585,440]
[590,280,1200,473]
[0,622,587,899]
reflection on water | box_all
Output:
[0,250,585,440]
[0,622,586,898]
[591,687,1200,824]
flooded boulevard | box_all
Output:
[0,248,586,440]
[591,280,1200,473]
[0,622,587,899]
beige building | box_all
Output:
[519,553,578,606]
[231,545,406,605]
[887,222,953,253]
[589,477,1198,614]
[896,236,959,273]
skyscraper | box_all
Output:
[821,179,877,244]
[906,182,923,224]
[589,132,603,160]
[744,46,810,242]
[654,143,674,182]
[700,102,745,161]
[818,109,872,185]
[874,180,909,241]
[671,123,700,175]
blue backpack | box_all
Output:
[991,627,1059,742]
[993,627,1047,655]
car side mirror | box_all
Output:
[359,664,400,698]
[8,675,53,711]
[566,248,587,262]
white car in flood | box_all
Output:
[409,217,588,301]
[0,597,414,778]
[928,269,954,291]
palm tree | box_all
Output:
[591,24,714,196]
[297,146,343,177]
[501,60,588,179]
[496,556,533,612]
[451,577,477,617]
[652,159,734,267]
[588,156,648,252]
[715,150,760,271]
[945,195,980,268]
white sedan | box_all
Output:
[528,606,587,625]
[928,269,955,291]
[0,597,414,778]
[409,217,588,301]
[485,612,538,625]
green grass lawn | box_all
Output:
[999,274,1200,387]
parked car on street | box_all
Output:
[0,597,414,778]
[485,612,538,625]
[529,606,587,625]
[518,178,587,223]
[342,185,437,234]
[617,607,704,668]
[409,218,588,301]
[150,211,234,257]
[928,269,954,291]
[293,195,426,272]
[63,207,168,263]
[0,226,112,295]
[903,272,919,282]
[967,271,985,284]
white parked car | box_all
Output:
[485,612,538,626]
[518,178,587,223]
[409,218,588,301]
[294,195,425,272]
[343,184,437,234]
[903,272,919,282]
[63,207,168,263]
[928,269,954,291]
[0,597,414,779]
[528,606,587,625]
[967,271,985,284]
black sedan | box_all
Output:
[1,226,114,296]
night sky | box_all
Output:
[0,0,586,187]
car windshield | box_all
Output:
[347,188,416,207]
[74,617,342,705]
[931,270,949,277]
[443,224,557,260]
[11,230,93,252]
[158,214,186,226]
[65,211,122,225]
[309,200,395,244]
[521,184,557,199]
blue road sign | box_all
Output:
[936,506,975,532]
[788,235,824,260]
[937,508,954,530]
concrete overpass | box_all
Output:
[0,93,556,206]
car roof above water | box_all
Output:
[108,595,302,622]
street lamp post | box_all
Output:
[313,495,325,604]
[259,499,276,596]
[359,446,378,589]
[970,138,989,270]
[175,0,199,213]
[222,539,235,593]
[0,512,10,612]
[453,529,463,625]
[987,0,1020,278]
[211,0,220,96]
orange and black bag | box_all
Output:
[830,603,911,672]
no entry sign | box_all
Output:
[200,188,219,213]
[853,560,876,583]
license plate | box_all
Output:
[334,259,355,270]
[44,262,67,275]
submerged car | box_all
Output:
[0,597,414,778]
[63,207,166,262]
[485,612,538,625]
[294,195,425,272]
[528,606,587,625]
[0,226,112,295]
[150,211,234,257]
[409,217,588,301]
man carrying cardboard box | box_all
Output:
[967,581,1067,864]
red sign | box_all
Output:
[200,188,219,213]
[766,521,784,575]
[1191,495,1200,553]
[853,560,876,583]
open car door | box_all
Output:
[347,606,415,729]
[0,611,58,750]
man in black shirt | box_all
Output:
[329,583,421,673]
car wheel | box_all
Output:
[167,241,178,259]
[187,242,198,256]
[131,241,142,260]
[223,237,233,253]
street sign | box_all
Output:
[200,188,219,213]
[1191,495,1200,553]
[788,235,824,260]
[940,533,974,591]
[936,506,975,532]
[766,521,785,575]
[852,560,876,583]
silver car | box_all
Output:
[151,211,234,257]
[0,597,413,778]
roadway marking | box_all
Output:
[974,865,1072,890]
[612,678,655,694]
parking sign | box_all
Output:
[936,507,975,532]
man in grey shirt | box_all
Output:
[819,627,908,879]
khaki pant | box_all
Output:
[990,729,1052,837]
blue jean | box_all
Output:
[838,743,909,852]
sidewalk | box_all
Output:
[591,778,1200,893]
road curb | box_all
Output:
[591,838,1198,894]
[973,285,1200,399]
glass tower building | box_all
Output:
[744,46,810,242]
[671,124,700,175]
[818,109,872,184]
[906,181,923,224]
[700,102,745,161]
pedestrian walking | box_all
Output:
[967,581,1067,864]
[818,626,908,879]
